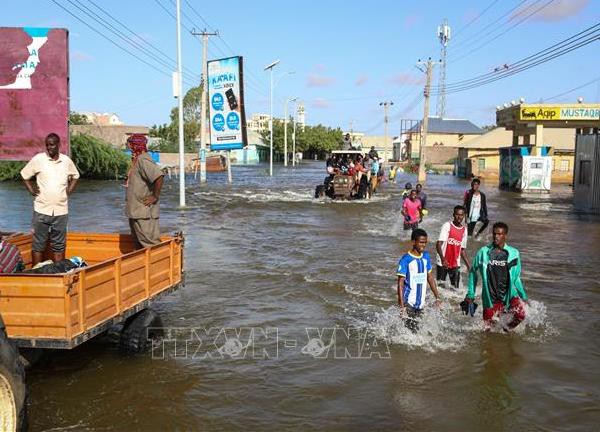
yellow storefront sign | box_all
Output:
[520,105,600,121]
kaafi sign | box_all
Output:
[207,56,247,151]
[0,27,69,161]
[520,105,600,121]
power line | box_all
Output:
[448,0,530,56]
[86,0,199,80]
[543,76,600,102]
[431,24,600,94]
[452,0,501,40]
[437,37,599,95]
[49,0,195,87]
[449,0,556,64]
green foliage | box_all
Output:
[70,134,130,179]
[0,161,26,181]
[0,134,129,181]
[149,85,202,152]
[69,111,90,125]
[259,120,344,154]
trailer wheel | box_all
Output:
[119,309,164,354]
[0,329,27,431]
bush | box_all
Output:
[0,161,26,181]
[0,134,130,181]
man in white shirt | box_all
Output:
[21,133,80,266]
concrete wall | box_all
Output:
[409,132,481,158]
[71,124,149,149]
[423,146,459,165]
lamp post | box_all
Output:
[264,60,280,177]
[292,99,300,167]
[175,0,185,206]
[284,97,298,166]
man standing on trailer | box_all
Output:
[125,134,164,249]
[21,133,79,266]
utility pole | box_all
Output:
[284,97,297,167]
[175,0,185,206]
[417,58,439,184]
[191,29,218,184]
[264,60,280,177]
[292,99,298,166]
[379,101,393,164]
[436,19,451,118]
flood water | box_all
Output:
[1,162,599,431]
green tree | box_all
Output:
[69,111,90,125]
[149,85,202,152]
[259,120,343,156]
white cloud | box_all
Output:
[512,0,589,22]
[306,73,335,87]
[311,98,331,109]
[355,74,368,86]
[72,51,93,62]
[388,72,424,86]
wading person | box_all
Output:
[401,190,422,231]
[464,178,489,237]
[125,134,164,249]
[464,222,528,331]
[436,205,470,289]
[20,133,79,266]
[415,183,428,214]
[396,228,442,332]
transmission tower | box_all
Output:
[436,19,451,118]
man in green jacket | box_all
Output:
[465,221,528,330]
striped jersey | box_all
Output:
[396,251,432,310]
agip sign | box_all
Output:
[520,105,600,121]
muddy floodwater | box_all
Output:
[1,162,599,431]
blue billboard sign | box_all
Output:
[207,56,247,151]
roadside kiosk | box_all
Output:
[496,103,600,192]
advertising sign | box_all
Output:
[207,56,247,151]
[0,27,69,160]
[519,105,600,121]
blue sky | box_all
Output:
[4,0,599,134]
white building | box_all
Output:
[80,112,124,126]
[246,113,270,133]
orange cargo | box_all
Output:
[0,232,183,348]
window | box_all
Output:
[478,158,486,170]
[560,159,570,172]
[579,160,591,186]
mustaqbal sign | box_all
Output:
[520,105,600,121]
[207,56,247,151]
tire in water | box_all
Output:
[0,326,27,431]
[119,309,164,354]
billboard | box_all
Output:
[207,56,247,151]
[0,27,69,161]
[520,105,600,121]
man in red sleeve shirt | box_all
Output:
[436,205,471,289]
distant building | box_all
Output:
[456,127,576,182]
[80,112,124,126]
[297,103,305,131]
[399,117,483,160]
[71,124,149,149]
[246,113,270,133]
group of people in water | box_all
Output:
[396,178,529,333]
[321,146,386,199]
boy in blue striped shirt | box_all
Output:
[397,228,442,332]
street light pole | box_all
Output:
[292,100,298,167]
[264,60,280,177]
[284,97,297,167]
[380,101,394,165]
[175,0,185,206]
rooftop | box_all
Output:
[409,117,483,135]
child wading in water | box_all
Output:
[396,229,442,332]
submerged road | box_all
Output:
[1,161,599,431]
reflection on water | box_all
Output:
[1,162,599,431]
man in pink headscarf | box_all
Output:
[125,134,164,248]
